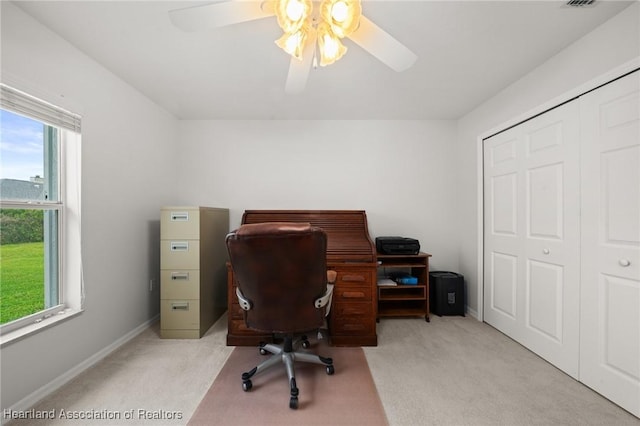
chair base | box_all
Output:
[241,335,334,409]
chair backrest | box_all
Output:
[226,222,328,334]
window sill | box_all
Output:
[0,308,83,348]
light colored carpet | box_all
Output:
[364,317,640,426]
[188,344,387,425]
[6,314,639,425]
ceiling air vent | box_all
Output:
[566,0,596,6]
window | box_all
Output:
[0,84,82,339]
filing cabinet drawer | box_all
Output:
[160,240,200,270]
[160,208,200,240]
[161,300,200,330]
[160,270,200,300]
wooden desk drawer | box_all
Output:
[332,302,373,317]
[333,285,373,302]
[331,316,376,336]
[334,269,373,287]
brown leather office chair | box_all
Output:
[225,222,336,409]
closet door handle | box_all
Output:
[619,259,631,267]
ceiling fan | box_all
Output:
[169,0,417,94]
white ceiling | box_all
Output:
[13,1,634,120]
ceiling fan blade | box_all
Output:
[169,1,274,32]
[348,16,417,72]
[284,32,317,94]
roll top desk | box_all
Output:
[226,210,378,346]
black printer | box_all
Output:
[375,236,420,255]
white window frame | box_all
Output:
[0,84,83,345]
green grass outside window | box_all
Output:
[0,242,45,324]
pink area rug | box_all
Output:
[188,344,388,425]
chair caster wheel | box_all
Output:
[326,365,335,375]
[301,340,310,349]
[289,396,298,409]
[242,380,252,391]
[259,348,268,355]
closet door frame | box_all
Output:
[476,58,640,322]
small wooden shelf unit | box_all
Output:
[376,252,431,322]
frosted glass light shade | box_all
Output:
[320,0,361,38]
[317,22,347,66]
[275,0,312,33]
[275,26,309,60]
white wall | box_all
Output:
[1,2,178,410]
[176,119,459,271]
[456,2,640,318]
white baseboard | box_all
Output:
[466,307,479,320]
[2,316,159,424]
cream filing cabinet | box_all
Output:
[160,206,229,338]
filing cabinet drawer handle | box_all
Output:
[341,274,365,282]
[170,241,189,251]
[170,212,189,221]
[171,302,189,311]
[171,272,190,281]
[342,291,366,299]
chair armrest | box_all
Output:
[236,287,252,311]
[314,284,334,309]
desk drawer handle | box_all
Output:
[341,274,365,282]
[342,291,366,299]
[619,259,631,267]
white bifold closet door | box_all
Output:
[483,101,581,379]
[579,72,639,417]
[484,70,640,417]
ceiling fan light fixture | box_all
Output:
[317,22,347,66]
[273,0,362,67]
[169,0,419,94]
[275,26,309,60]
[320,0,361,38]
[275,0,312,33]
